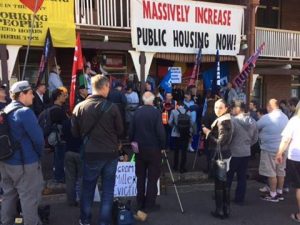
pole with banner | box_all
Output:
[188,48,202,87]
[69,34,84,112]
[21,0,41,80]
[232,42,265,88]
[36,29,53,87]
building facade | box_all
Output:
[1,0,300,107]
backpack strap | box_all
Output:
[177,109,183,115]
[83,100,112,139]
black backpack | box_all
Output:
[0,106,22,160]
[177,109,191,137]
[38,105,60,137]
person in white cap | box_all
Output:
[0,80,44,225]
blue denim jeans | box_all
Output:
[54,143,66,182]
[80,159,118,225]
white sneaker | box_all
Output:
[79,220,90,225]
[188,144,195,152]
[283,187,290,193]
[259,186,270,193]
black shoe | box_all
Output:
[211,211,225,219]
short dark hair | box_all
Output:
[184,91,192,96]
[288,97,299,107]
[280,99,287,105]
[216,98,228,108]
[258,108,267,115]
[233,101,246,111]
[177,99,184,106]
[250,100,258,107]
[11,90,30,100]
[51,88,64,102]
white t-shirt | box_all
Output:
[282,116,300,161]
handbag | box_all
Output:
[211,144,227,182]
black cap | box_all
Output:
[78,85,86,90]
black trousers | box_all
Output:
[227,156,249,203]
[136,150,161,209]
[173,136,189,170]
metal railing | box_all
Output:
[256,27,300,59]
[75,0,131,29]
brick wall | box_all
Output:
[263,75,291,103]
[281,0,300,30]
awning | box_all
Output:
[155,53,236,63]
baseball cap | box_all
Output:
[10,81,31,94]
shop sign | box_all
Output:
[0,0,76,47]
[131,0,244,55]
[169,67,182,84]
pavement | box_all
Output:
[44,181,298,225]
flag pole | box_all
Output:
[21,0,39,80]
[21,0,39,81]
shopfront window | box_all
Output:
[291,75,300,98]
[18,49,44,86]
[256,0,280,28]
[252,76,263,107]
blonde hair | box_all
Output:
[91,74,109,92]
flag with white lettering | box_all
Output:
[232,42,265,88]
[70,34,83,112]
[36,29,52,87]
[160,69,172,93]
[188,48,202,87]
[211,49,221,95]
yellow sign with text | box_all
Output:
[0,0,76,47]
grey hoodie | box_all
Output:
[229,113,258,157]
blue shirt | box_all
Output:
[257,109,288,153]
[184,99,196,123]
[4,101,44,165]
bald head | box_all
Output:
[142,91,155,105]
[268,98,279,111]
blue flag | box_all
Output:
[160,69,172,93]
[203,63,229,91]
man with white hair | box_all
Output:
[129,91,166,212]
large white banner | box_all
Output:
[131,0,244,55]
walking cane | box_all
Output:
[162,150,184,214]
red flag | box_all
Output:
[69,34,83,112]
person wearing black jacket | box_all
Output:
[72,75,123,225]
[202,99,233,219]
[50,87,69,183]
[32,83,50,117]
[130,91,166,212]
[107,82,127,134]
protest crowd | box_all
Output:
[0,62,300,225]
